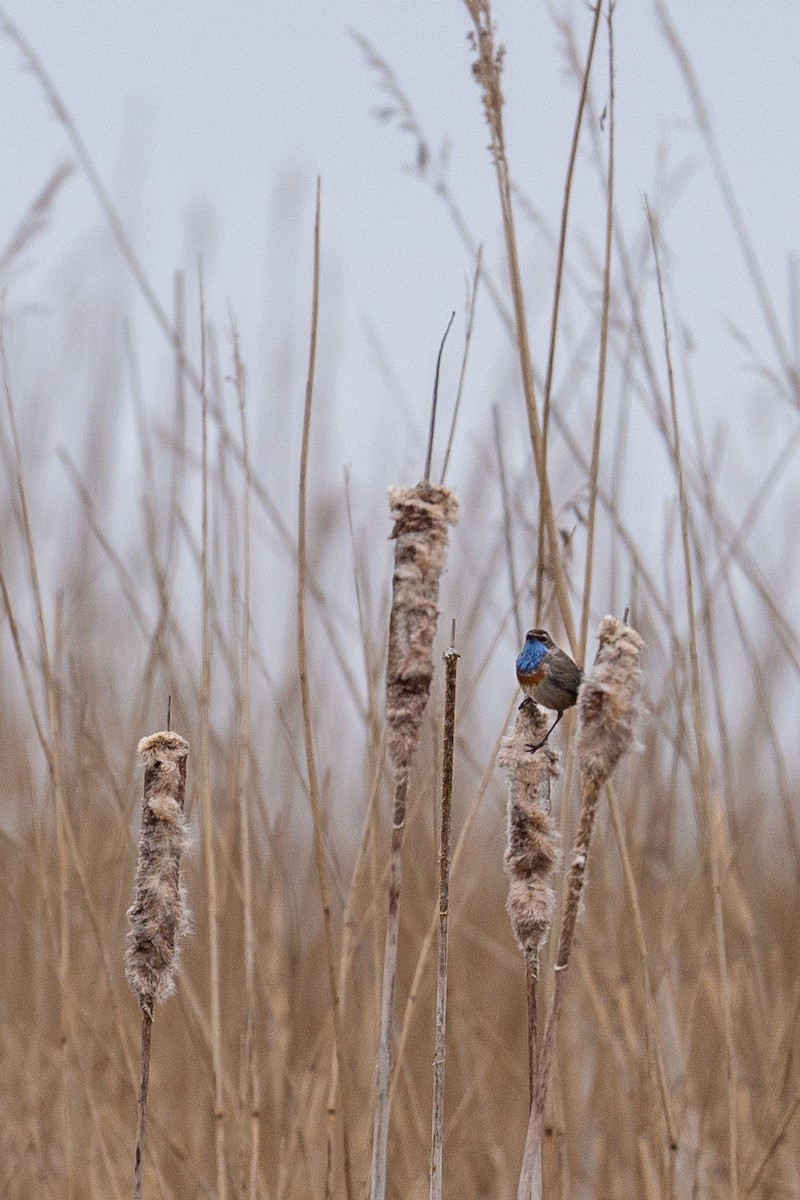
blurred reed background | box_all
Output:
[1,2,799,1198]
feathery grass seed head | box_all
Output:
[498,702,561,958]
[385,481,458,773]
[125,731,190,1018]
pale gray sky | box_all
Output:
[2,1,799,607]
[3,4,798,427]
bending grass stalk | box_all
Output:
[519,618,644,1200]
[648,208,740,1200]
[537,0,604,620]
[370,482,458,1200]
[0,160,74,276]
[0,10,198,391]
[429,627,459,1200]
[126,732,190,1200]
[198,268,227,1200]
[440,250,482,486]
[2,13,370,729]
[296,180,354,1200]
[462,0,576,654]
[578,2,616,667]
[424,312,455,484]
[655,1,793,384]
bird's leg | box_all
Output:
[527,710,564,754]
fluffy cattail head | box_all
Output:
[125,731,191,1018]
[578,617,645,790]
[385,481,458,773]
[498,701,561,958]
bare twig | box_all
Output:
[126,731,190,1200]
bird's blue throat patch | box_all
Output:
[516,638,548,674]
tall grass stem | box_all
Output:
[429,627,459,1200]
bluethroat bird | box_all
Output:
[516,629,582,751]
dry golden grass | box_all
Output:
[1,5,800,1200]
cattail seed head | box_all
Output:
[498,702,561,958]
[125,731,191,1018]
[578,616,645,790]
[385,481,458,774]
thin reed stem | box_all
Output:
[655,2,793,386]
[463,0,576,653]
[578,3,615,666]
[424,311,455,483]
[370,775,409,1200]
[648,206,739,1200]
[389,694,518,1114]
[746,1090,800,1194]
[197,267,227,1200]
[525,960,538,1111]
[536,0,604,620]
[493,405,523,647]
[606,780,678,1191]
[440,251,482,485]
[430,628,459,1200]
[296,180,353,1200]
[0,11,199,390]
[231,319,260,1200]
[133,1013,153,1200]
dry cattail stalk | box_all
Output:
[370,479,457,1200]
[577,616,644,795]
[126,731,191,1015]
[499,701,561,965]
[520,617,644,1200]
[126,731,190,1200]
[385,481,459,777]
[500,702,560,1200]
[547,615,643,1044]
